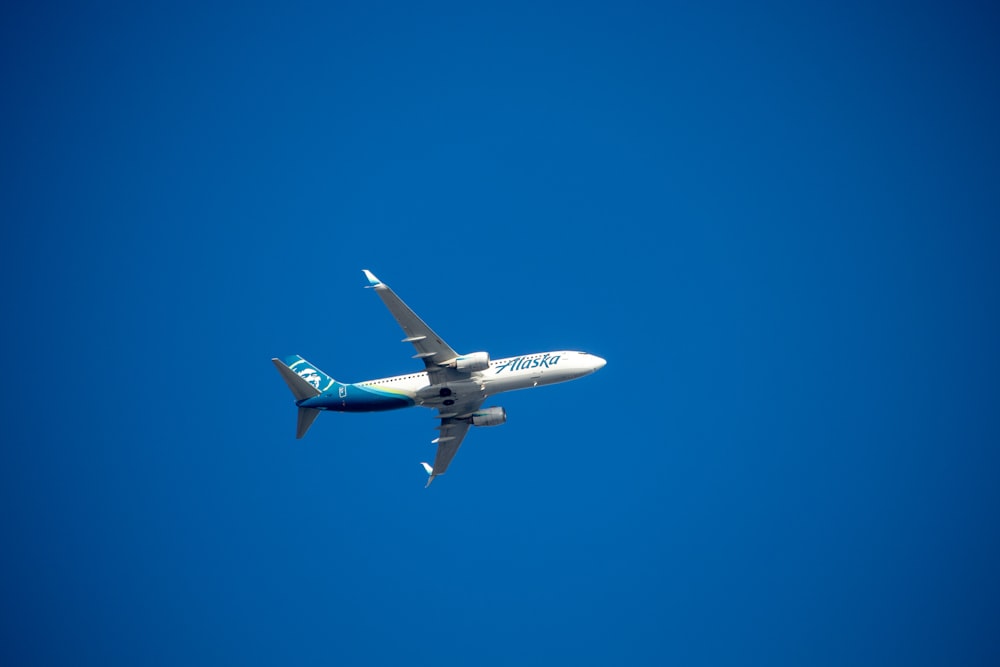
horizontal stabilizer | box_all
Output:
[297,407,320,439]
[272,358,321,401]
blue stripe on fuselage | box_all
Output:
[299,384,415,412]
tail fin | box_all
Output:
[272,356,337,439]
[278,355,338,393]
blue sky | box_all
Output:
[3,1,999,665]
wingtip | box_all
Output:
[362,269,381,287]
[420,462,436,487]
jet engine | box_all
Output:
[453,352,490,372]
[471,407,507,427]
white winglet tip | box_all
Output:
[362,269,381,287]
[420,462,437,488]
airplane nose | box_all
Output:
[592,355,607,371]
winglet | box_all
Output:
[362,269,382,288]
[420,462,436,487]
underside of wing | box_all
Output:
[363,270,463,383]
[421,399,484,487]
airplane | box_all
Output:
[272,270,606,486]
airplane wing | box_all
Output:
[421,399,484,487]
[363,270,462,383]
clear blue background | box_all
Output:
[3,2,999,665]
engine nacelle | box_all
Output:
[454,351,490,372]
[471,406,507,427]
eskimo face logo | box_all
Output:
[297,368,323,389]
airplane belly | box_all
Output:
[336,385,415,412]
[415,379,486,407]
[483,373,533,393]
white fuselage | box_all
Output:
[353,350,604,408]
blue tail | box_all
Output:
[281,355,338,393]
[271,355,341,439]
